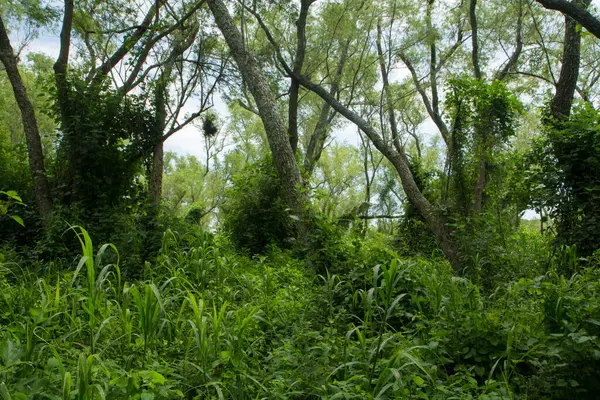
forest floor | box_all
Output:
[1,227,599,399]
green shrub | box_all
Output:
[221,156,296,255]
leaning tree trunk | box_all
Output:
[534,0,600,40]
[0,16,53,217]
[206,0,307,218]
[296,75,461,269]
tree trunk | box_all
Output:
[550,0,591,119]
[0,16,52,217]
[469,0,483,79]
[288,0,313,154]
[206,0,307,217]
[304,102,334,176]
[53,0,74,130]
[149,142,164,206]
[149,22,199,207]
[474,152,486,213]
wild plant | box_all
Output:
[130,283,164,356]
[369,259,407,385]
[69,225,120,353]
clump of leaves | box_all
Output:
[0,191,24,227]
[527,104,600,257]
[202,112,219,138]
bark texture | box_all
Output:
[473,152,486,213]
[53,0,74,128]
[469,0,482,79]
[288,0,313,154]
[376,22,402,154]
[206,0,306,216]
[0,16,53,217]
[535,0,600,39]
[551,0,592,119]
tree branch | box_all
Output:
[495,0,524,81]
[534,0,600,40]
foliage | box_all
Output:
[444,77,523,215]
[51,78,158,212]
[1,227,599,398]
[0,55,56,194]
[527,104,600,256]
[221,156,297,255]
[2,1,600,398]
[0,190,23,227]
[162,152,224,227]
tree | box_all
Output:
[48,0,223,211]
[205,0,308,227]
[0,15,52,217]
[529,0,600,256]
[548,0,592,120]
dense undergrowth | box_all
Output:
[1,225,599,399]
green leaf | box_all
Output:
[413,376,425,387]
[0,191,22,202]
[138,370,166,385]
[10,216,24,227]
[0,382,12,400]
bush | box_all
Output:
[221,156,296,255]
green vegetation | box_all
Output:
[1,226,599,399]
[2,0,600,398]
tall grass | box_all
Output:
[0,229,598,398]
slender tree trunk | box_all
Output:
[303,39,349,176]
[376,22,402,154]
[149,23,198,207]
[206,0,307,218]
[53,0,76,201]
[474,152,486,213]
[149,66,172,208]
[304,102,334,176]
[469,0,482,79]
[288,0,312,154]
[495,0,524,81]
[53,0,74,130]
[149,142,164,206]
[0,16,52,217]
